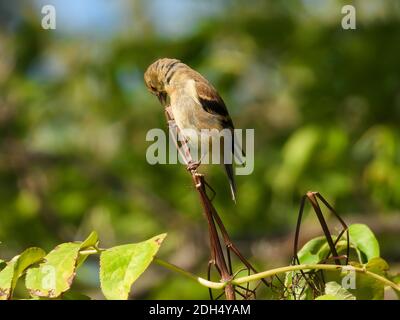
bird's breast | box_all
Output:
[171,94,199,131]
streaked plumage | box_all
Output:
[144,58,240,202]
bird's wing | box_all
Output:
[193,79,234,129]
[191,78,246,164]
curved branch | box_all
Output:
[154,258,400,293]
[153,258,225,290]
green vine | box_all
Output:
[0,225,399,300]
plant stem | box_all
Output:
[79,247,104,256]
[79,249,98,256]
[232,264,400,292]
[164,107,237,299]
[154,258,400,293]
[153,258,225,290]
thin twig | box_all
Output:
[165,106,236,300]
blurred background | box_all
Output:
[0,0,399,299]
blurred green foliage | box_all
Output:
[0,0,399,299]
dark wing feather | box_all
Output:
[193,76,245,201]
[194,80,234,129]
[194,78,246,162]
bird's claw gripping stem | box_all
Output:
[187,160,200,172]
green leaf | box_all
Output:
[25,232,99,298]
[0,247,45,300]
[348,224,380,263]
[323,281,356,300]
[297,236,333,264]
[80,231,99,249]
[0,244,3,269]
[315,294,340,300]
[0,259,5,270]
[290,236,336,299]
[283,271,314,300]
[359,257,389,300]
[100,233,166,300]
[0,262,17,300]
[389,273,400,299]
[298,224,380,266]
[324,258,389,300]
[76,231,99,268]
[25,242,82,298]
[349,257,389,300]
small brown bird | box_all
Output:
[144,58,242,202]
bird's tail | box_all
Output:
[224,163,237,203]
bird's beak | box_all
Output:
[156,92,167,107]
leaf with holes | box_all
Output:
[25,232,99,298]
[100,233,166,300]
[0,247,45,300]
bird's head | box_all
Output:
[144,58,182,107]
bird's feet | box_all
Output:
[187,160,201,172]
[167,120,178,129]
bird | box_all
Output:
[144,58,243,202]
